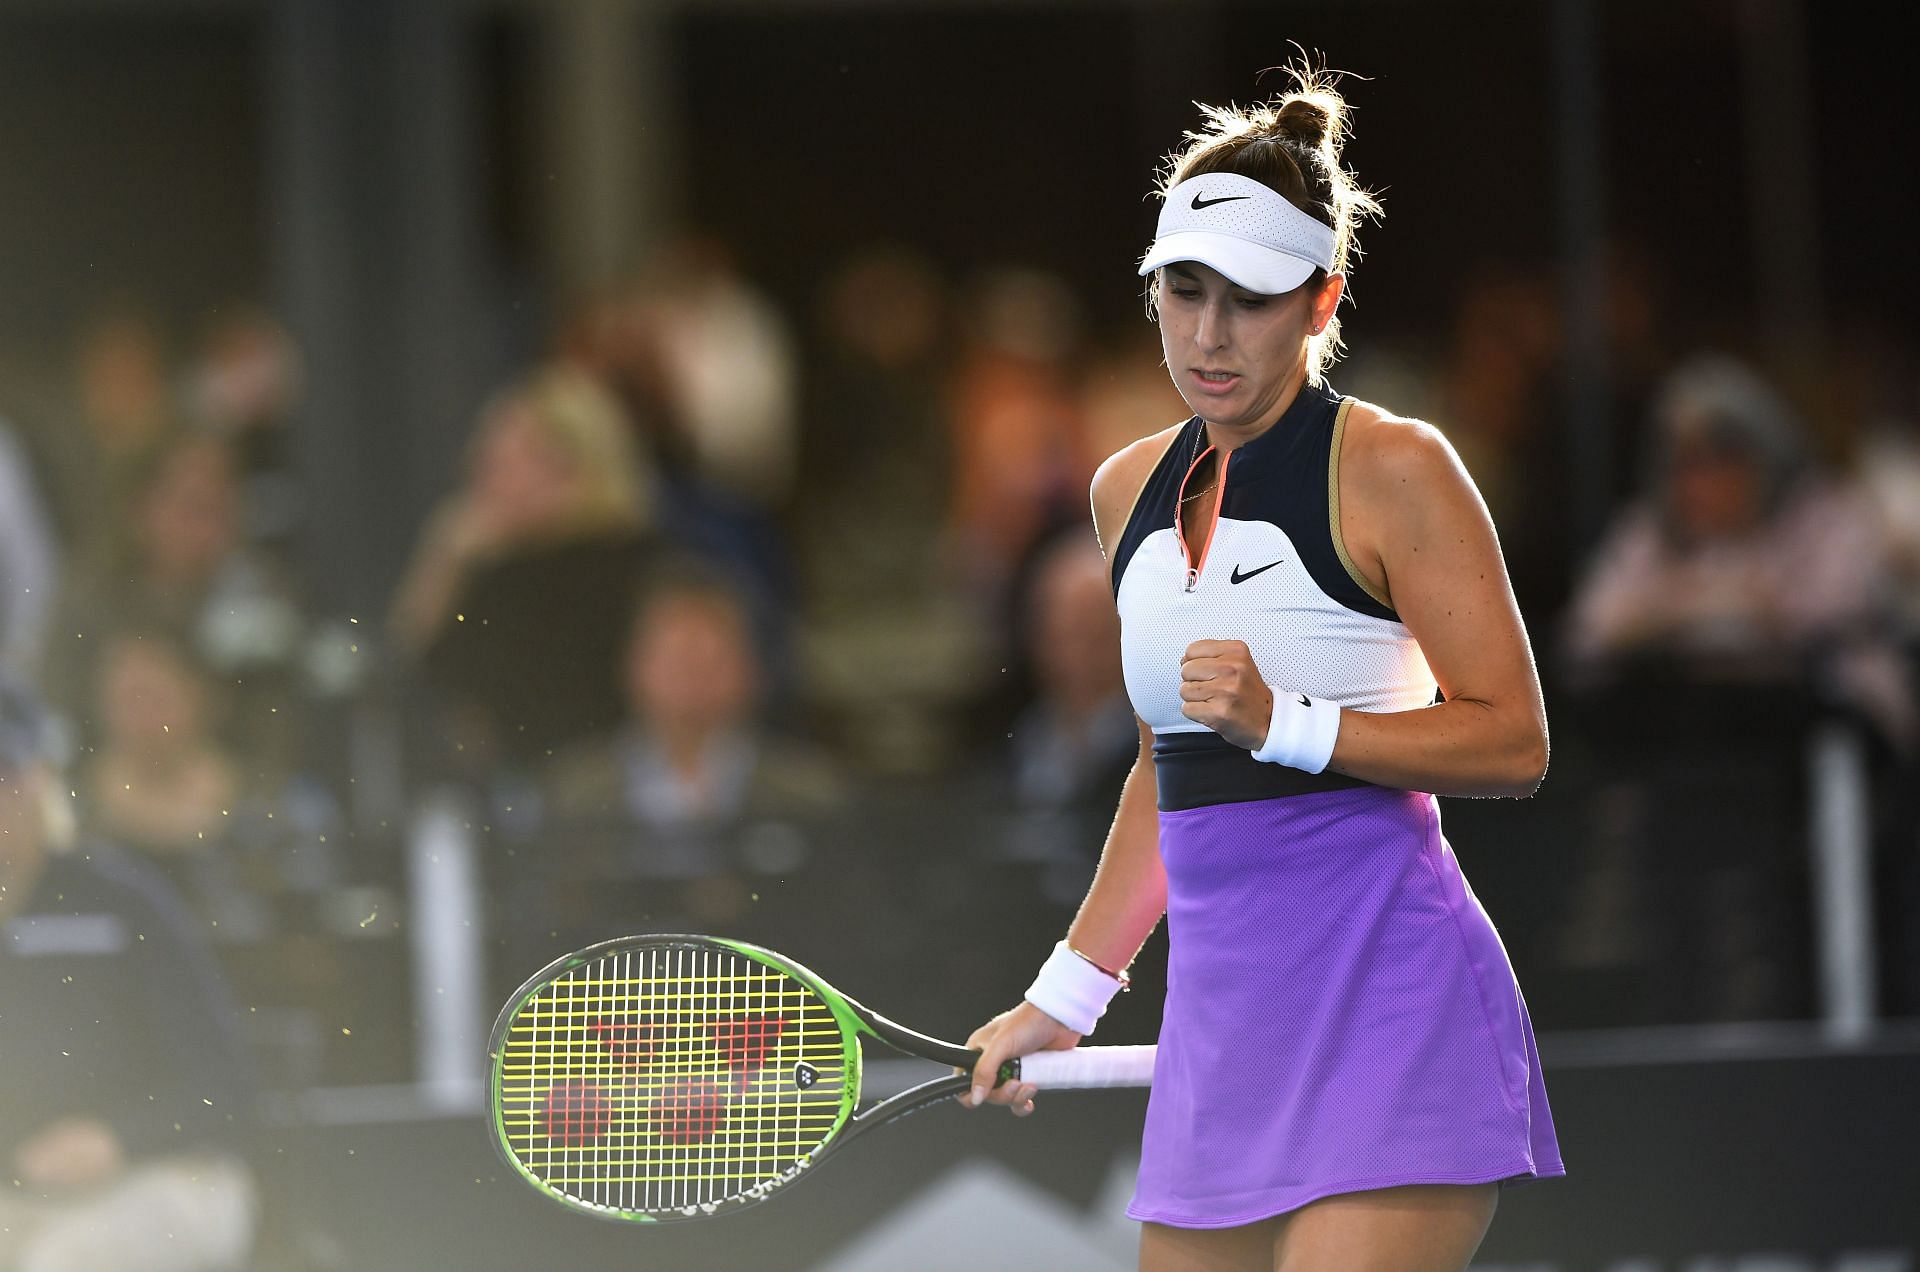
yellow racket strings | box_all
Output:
[498,944,848,1213]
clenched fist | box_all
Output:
[1178,639,1274,750]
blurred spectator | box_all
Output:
[81,632,239,862]
[997,533,1137,906]
[1556,356,1908,1024]
[945,269,1088,609]
[0,672,258,1271]
[390,364,656,769]
[546,562,841,844]
[45,433,304,762]
[613,238,803,689]
[0,416,60,672]
[968,332,1178,742]
[71,631,304,1032]
[798,245,951,604]
[554,283,680,476]
[1434,269,1562,507]
[37,309,178,576]
[183,307,305,571]
[1430,267,1570,615]
[521,562,843,949]
[639,234,799,512]
[1566,355,1905,741]
[787,247,979,771]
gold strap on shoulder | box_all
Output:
[1327,397,1395,611]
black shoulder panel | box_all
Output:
[1109,420,1202,597]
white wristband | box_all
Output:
[1250,690,1341,773]
[1024,942,1124,1036]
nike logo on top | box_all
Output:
[1190,192,1250,210]
[1229,560,1283,585]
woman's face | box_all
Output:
[1155,262,1342,432]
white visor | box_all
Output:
[1137,172,1335,295]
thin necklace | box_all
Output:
[1179,420,1212,506]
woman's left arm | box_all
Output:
[1330,411,1548,797]
[1177,410,1549,796]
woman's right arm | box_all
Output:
[963,431,1175,1112]
[1065,716,1167,979]
[964,717,1163,1110]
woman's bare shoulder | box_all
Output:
[1336,397,1486,530]
[1090,422,1187,549]
[1334,396,1494,595]
[1339,397,1462,485]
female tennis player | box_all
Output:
[965,68,1565,1270]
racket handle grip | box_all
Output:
[1011,1044,1156,1089]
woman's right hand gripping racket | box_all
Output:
[487,934,1156,1222]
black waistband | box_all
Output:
[1152,730,1372,812]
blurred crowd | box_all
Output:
[3,225,1920,1265]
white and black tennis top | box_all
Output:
[1111,381,1437,810]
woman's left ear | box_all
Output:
[1311,273,1346,335]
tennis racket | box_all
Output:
[487,933,1156,1222]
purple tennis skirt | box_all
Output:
[1128,785,1565,1228]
